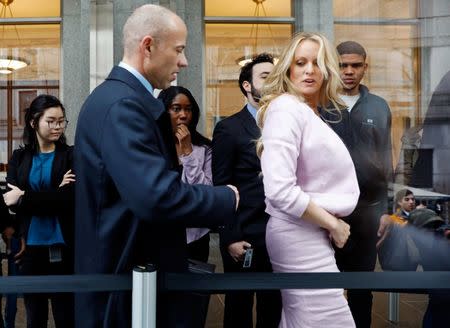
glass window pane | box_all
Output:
[334,0,450,197]
[0,23,60,164]
[205,23,292,137]
[335,23,419,177]
[0,0,60,18]
[205,0,292,17]
[334,0,416,19]
[0,25,60,81]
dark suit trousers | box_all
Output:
[20,246,74,328]
[221,244,281,328]
[185,233,211,328]
[335,202,383,328]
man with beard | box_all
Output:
[212,53,281,328]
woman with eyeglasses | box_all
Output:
[158,86,213,327]
[3,94,75,328]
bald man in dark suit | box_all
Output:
[74,5,238,328]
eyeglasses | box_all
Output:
[169,105,192,114]
[47,120,69,129]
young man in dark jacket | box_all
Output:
[327,41,393,328]
[212,53,281,328]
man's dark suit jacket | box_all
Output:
[74,66,236,328]
[212,106,268,248]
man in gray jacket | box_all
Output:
[331,41,393,328]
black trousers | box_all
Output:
[184,233,211,328]
[335,202,383,328]
[19,246,74,328]
[221,243,281,328]
[423,291,450,328]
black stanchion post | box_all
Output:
[132,264,157,328]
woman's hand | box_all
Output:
[175,124,193,156]
[2,226,14,244]
[59,169,76,187]
[3,184,25,206]
[14,237,26,264]
[329,218,351,248]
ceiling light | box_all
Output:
[0,0,29,75]
[236,0,278,67]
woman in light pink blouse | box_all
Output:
[158,86,212,262]
[158,86,213,327]
[256,32,360,327]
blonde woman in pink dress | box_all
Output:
[256,32,360,327]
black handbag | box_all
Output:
[185,259,215,327]
[188,258,215,274]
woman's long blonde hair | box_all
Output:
[256,32,345,158]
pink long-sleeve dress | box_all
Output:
[260,93,360,328]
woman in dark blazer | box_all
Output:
[3,94,75,328]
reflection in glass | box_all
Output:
[0,23,60,165]
[0,25,60,82]
[0,0,59,18]
[0,0,30,75]
[335,23,419,171]
[205,0,291,17]
[333,0,416,19]
[205,23,292,137]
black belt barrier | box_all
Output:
[161,271,450,293]
[0,271,449,294]
[0,274,131,293]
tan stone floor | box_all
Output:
[0,298,56,328]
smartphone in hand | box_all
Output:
[242,247,253,268]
